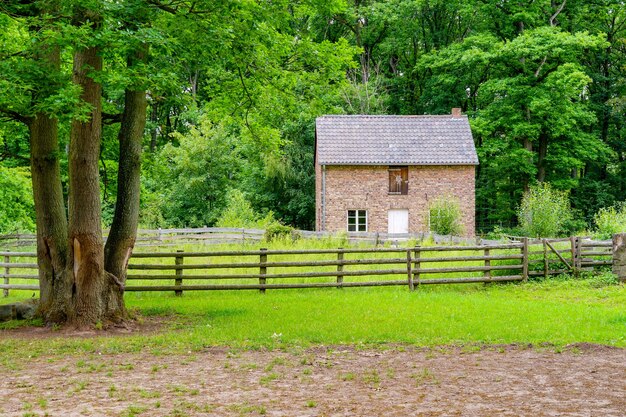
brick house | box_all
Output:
[315,111,479,236]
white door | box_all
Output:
[388,209,409,234]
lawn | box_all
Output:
[1,273,624,361]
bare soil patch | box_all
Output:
[0,315,169,340]
[1,344,624,417]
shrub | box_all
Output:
[518,183,571,238]
[429,196,463,236]
[593,202,626,239]
[263,223,301,243]
[216,189,275,229]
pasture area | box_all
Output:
[1,239,625,416]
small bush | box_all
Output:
[429,196,463,236]
[216,189,275,229]
[264,223,301,243]
[593,203,626,239]
[518,183,571,238]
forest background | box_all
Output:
[1,0,624,236]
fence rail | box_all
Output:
[0,228,501,248]
[1,236,618,296]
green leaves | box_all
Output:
[0,166,35,233]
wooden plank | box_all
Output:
[259,248,267,294]
[0,274,39,279]
[413,244,522,252]
[416,264,523,274]
[545,240,572,270]
[570,236,576,270]
[127,257,409,270]
[484,248,490,282]
[337,249,344,288]
[407,249,413,291]
[0,263,38,268]
[0,284,39,290]
[543,240,548,279]
[414,254,524,263]
[0,252,37,257]
[522,237,529,282]
[129,244,523,259]
[579,251,612,256]
[528,269,569,277]
[580,260,612,266]
[414,247,421,288]
[127,269,409,280]
[130,248,408,258]
[125,280,410,291]
[580,241,612,247]
[418,275,524,284]
[125,275,526,292]
[175,250,183,296]
[3,255,8,297]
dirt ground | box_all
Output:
[1,343,624,417]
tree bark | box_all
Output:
[67,42,114,326]
[104,46,148,321]
[28,45,72,323]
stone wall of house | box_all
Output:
[315,165,476,237]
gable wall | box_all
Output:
[316,165,475,236]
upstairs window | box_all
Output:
[389,166,408,195]
[347,210,367,232]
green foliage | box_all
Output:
[143,120,239,228]
[3,0,626,238]
[216,189,275,229]
[518,183,572,238]
[593,203,626,239]
[263,223,301,243]
[429,197,463,236]
[0,166,35,233]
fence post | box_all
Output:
[3,255,9,297]
[259,248,267,293]
[336,248,344,289]
[407,248,414,291]
[612,233,626,283]
[575,236,582,272]
[414,246,421,288]
[175,250,184,296]
[570,236,576,273]
[484,248,491,282]
[522,237,529,282]
[543,239,548,279]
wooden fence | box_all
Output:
[0,237,615,296]
[0,227,497,248]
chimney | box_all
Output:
[451,108,462,117]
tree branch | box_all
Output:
[536,0,567,78]
[549,0,567,27]
[102,112,122,124]
[0,109,32,125]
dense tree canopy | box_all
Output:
[1,0,626,239]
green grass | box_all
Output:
[1,238,622,363]
[1,273,624,363]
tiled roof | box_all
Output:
[316,115,479,165]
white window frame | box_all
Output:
[347,209,367,232]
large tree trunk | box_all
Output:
[29,46,72,324]
[104,46,148,321]
[67,43,119,326]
